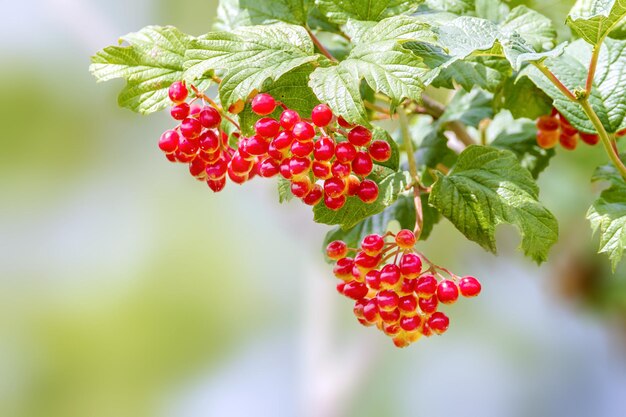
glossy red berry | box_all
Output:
[199,107,221,128]
[312,161,332,179]
[343,281,369,300]
[437,280,459,304]
[303,184,324,206]
[171,103,190,120]
[380,264,401,287]
[346,175,361,196]
[244,135,269,156]
[291,178,313,198]
[280,109,300,130]
[293,121,316,141]
[365,270,381,290]
[227,166,248,184]
[395,229,416,249]
[415,275,437,297]
[536,115,559,131]
[399,253,422,279]
[361,234,385,256]
[178,137,199,156]
[357,180,378,203]
[314,137,336,161]
[291,140,314,157]
[536,130,559,149]
[380,308,401,323]
[324,194,346,211]
[333,257,354,280]
[363,299,379,322]
[398,295,418,312]
[230,153,254,173]
[335,142,357,163]
[348,126,372,146]
[354,251,381,270]
[199,130,220,153]
[257,158,280,178]
[331,161,352,178]
[579,132,599,145]
[428,312,450,335]
[352,152,373,176]
[251,93,277,115]
[324,177,346,198]
[180,117,203,139]
[255,117,280,138]
[337,116,354,128]
[311,104,333,127]
[559,132,577,150]
[168,81,188,104]
[289,157,312,177]
[368,140,392,162]
[273,131,294,150]
[205,159,228,180]
[459,276,482,297]
[418,295,438,314]
[400,315,421,332]
[159,130,179,153]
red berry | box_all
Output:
[267,142,285,161]
[559,116,578,136]
[335,142,357,163]
[428,312,450,335]
[352,152,373,176]
[559,132,578,150]
[365,270,381,290]
[168,81,188,104]
[303,184,324,206]
[180,117,203,140]
[536,115,559,131]
[207,177,226,192]
[379,308,400,323]
[279,159,293,179]
[289,157,312,177]
[338,116,354,128]
[368,140,392,162]
[324,177,346,198]
[189,158,207,178]
[418,295,438,314]
[333,257,354,279]
[398,295,418,312]
[227,166,248,184]
[311,104,333,127]
[354,251,381,269]
[199,130,220,153]
[206,159,228,180]
[159,130,179,153]
[363,299,379,322]
[258,158,280,178]
[171,103,190,120]
[357,180,378,203]
[399,277,416,294]
[312,160,332,179]
[230,153,254,174]
[331,161,352,178]
[314,137,336,161]
[536,129,559,149]
[244,135,269,156]
[400,315,421,332]
[178,137,199,156]
[459,276,481,297]
[415,275,437,297]
[280,109,301,130]
[343,281,368,300]
[336,282,346,295]
[361,234,385,256]
[380,264,401,287]
[580,132,599,145]
[255,117,280,138]
[399,253,422,278]
[324,194,346,211]
[346,175,361,196]
[291,140,315,157]
[251,93,276,116]
[199,107,221,128]
[273,131,295,150]
[348,126,372,147]
[291,178,313,198]
[395,229,416,249]
[437,280,459,304]
[293,121,316,141]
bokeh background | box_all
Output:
[2,1,626,416]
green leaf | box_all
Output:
[493,76,552,121]
[424,0,473,14]
[214,0,312,29]
[439,88,493,128]
[409,116,457,172]
[488,111,555,179]
[322,193,417,260]
[588,161,626,270]
[500,6,557,52]
[315,0,422,25]
[278,178,295,203]
[185,23,320,109]
[429,145,558,263]
[567,0,626,45]
[90,26,194,114]
[474,0,509,22]
[314,170,412,229]
[522,39,626,134]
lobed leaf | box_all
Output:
[429,146,558,263]
[567,0,626,45]
[315,0,422,25]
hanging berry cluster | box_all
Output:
[158,82,392,210]
[327,229,481,348]
[535,109,600,150]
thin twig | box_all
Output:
[306,27,337,62]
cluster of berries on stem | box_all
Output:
[327,229,481,348]
[157,82,393,210]
[536,109,600,150]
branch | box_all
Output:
[533,62,578,101]
[306,27,337,62]
[586,45,600,94]
[420,94,475,147]
[398,110,424,239]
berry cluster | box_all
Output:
[536,109,599,150]
[157,82,393,210]
[327,230,481,348]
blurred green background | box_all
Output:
[2,1,626,417]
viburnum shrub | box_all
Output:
[91,0,626,347]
